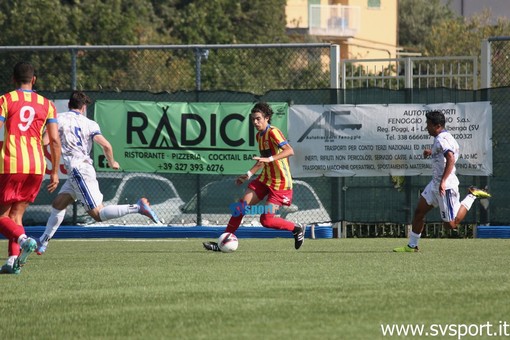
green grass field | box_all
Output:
[1,238,509,339]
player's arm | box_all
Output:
[236,143,294,185]
[93,134,120,170]
[236,161,264,185]
[439,150,455,196]
[46,122,61,193]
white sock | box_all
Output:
[409,231,421,248]
[99,204,138,221]
[40,208,66,245]
[6,256,17,267]
[460,194,476,211]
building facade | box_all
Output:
[286,0,398,61]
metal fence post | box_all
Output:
[404,57,413,89]
[71,48,77,90]
[194,48,209,91]
[330,44,340,88]
[330,44,340,104]
[481,39,491,89]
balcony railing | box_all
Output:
[308,4,360,38]
[340,56,478,90]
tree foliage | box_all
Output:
[0,0,296,93]
[150,0,288,44]
[0,0,72,45]
[0,0,162,46]
[424,10,510,57]
[398,0,454,52]
[399,0,510,59]
[0,0,288,47]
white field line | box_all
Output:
[61,239,192,242]
[0,238,192,243]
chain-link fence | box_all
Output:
[26,87,501,235]
[0,44,332,94]
[484,37,510,227]
[1,43,506,237]
[485,37,510,88]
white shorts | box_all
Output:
[422,181,460,222]
[59,163,103,211]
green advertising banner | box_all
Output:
[94,101,288,175]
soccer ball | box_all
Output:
[217,232,239,253]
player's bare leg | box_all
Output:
[394,197,433,252]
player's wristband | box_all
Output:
[268,156,274,162]
[246,171,253,179]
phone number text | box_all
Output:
[158,163,225,173]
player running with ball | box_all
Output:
[203,102,305,251]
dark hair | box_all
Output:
[425,110,446,127]
[251,102,273,123]
[13,61,35,84]
[68,91,92,110]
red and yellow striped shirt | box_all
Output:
[0,90,57,174]
[256,125,293,190]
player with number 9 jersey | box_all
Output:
[0,89,57,175]
[0,61,61,275]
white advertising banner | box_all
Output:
[289,102,492,177]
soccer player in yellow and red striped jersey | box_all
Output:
[203,102,305,251]
[255,117,293,191]
[0,61,61,274]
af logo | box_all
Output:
[298,109,362,143]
